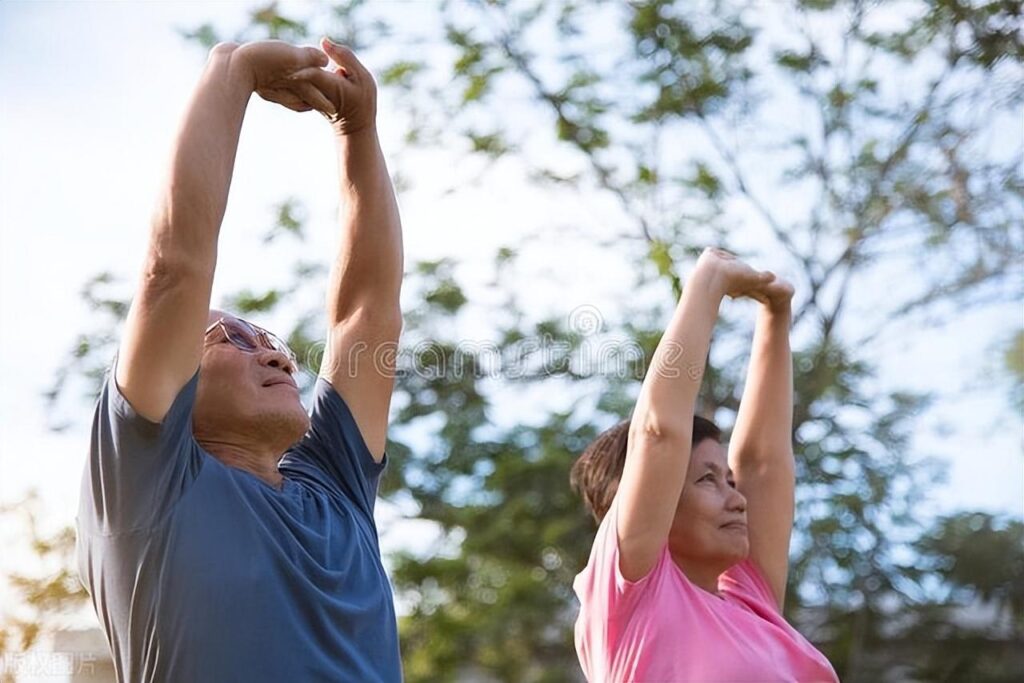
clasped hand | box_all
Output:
[226,37,377,136]
[697,247,794,313]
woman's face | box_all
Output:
[668,438,749,571]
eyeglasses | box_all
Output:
[204,317,297,363]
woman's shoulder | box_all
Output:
[719,558,784,617]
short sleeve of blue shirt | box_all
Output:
[278,377,387,522]
[78,354,204,535]
[77,358,402,683]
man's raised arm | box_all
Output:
[310,40,404,462]
[117,42,330,423]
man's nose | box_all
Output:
[260,349,297,375]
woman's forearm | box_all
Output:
[631,264,726,444]
[614,260,729,580]
[730,304,794,465]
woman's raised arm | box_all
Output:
[727,277,796,609]
[616,249,774,581]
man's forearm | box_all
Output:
[326,127,403,324]
[149,44,253,274]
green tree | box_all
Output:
[906,512,1024,682]
[35,1,1023,681]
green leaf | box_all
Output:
[425,280,467,313]
[177,23,221,50]
[250,2,307,40]
[648,239,674,279]
[467,131,509,156]
[264,198,305,243]
[637,165,658,184]
[224,288,281,314]
[775,49,820,72]
[690,162,722,198]
[463,73,491,103]
[381,60,426,87]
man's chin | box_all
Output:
[281,411,311,444]
[250,405,310,450]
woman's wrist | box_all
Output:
[759,301,793,332]
[765,298,793,317]
[691,257,730,302]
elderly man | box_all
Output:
[76,38,403,682]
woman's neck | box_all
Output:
[671,551,724,597]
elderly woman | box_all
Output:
[571,248,838,682]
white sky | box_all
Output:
[1,0,1022,631]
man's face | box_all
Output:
[192,310,310,453]
[668,438,749,569]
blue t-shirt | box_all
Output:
[76,361,402,682]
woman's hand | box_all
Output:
[695,248,794,313]
[695,247,775,300]
[752,276,795,314]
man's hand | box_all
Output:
[300,38,378,136]
[228,40,338,115]
[223,39,377,135]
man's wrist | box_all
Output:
[209,42,255,96]
[333,119,379,142]
[335,124,383,162]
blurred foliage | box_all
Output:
[920,513,1024,626]
[905,512,1024,681]
[263,197,307,243]
[12,1,1022,682]
[1004,329,1024,413]
[0,493,89,655]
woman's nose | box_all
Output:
[727,486,747,513]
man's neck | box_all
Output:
[198,439,283,488]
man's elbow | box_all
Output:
[327,303,403,339]
[138,249,214,297]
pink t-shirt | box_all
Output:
[574,500,839,682]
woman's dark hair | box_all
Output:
[570,417,722,523]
